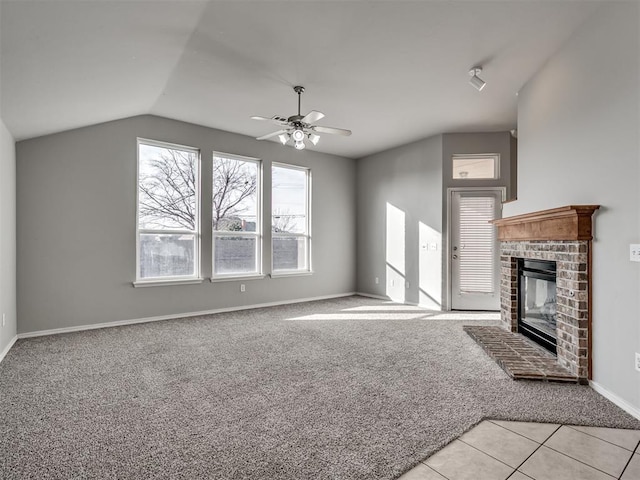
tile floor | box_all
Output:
[399,420,640,480]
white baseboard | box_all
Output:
[0,335,18,364]
[17,292,357,339]
[355,291,390,301]
[590,380,640,421]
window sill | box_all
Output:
[270,271,313,278]
[210,274,266,283]
[133,278,204,288]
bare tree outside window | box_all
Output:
[212,155,261,277]
[272,209,303,233]
[272,164,310,272]
[138,148,197,230]
[137,141,200,280]
[213,157,257,231]
[138,144,262,280]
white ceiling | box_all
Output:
[0,1,601,159]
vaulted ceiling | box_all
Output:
[0,1,601,158]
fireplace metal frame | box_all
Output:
[518,258,558,354]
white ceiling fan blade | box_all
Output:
[301,110,325,124]
[312,125,352,136]
[251,115,290,127]
[256,129,288,141]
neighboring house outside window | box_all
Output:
[136,139,200,283]
[272,163,311,274]
[212,152,262,278]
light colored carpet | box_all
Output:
[1,295,638,479]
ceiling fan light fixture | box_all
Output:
[294,140,306,150]
[278,133,289,145]
[292,129,305,142]
[469,67,486,91]
[308,133,320,146]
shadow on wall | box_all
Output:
[386,202,442,309]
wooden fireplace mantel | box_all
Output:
[492,205,600,241]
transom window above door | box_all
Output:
[452,154,500,179]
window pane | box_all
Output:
[273,236,307,271]
[452,155,498,179]
[139,233,196,278]
[272,166,307,234]
[213,236,258,275]
[213,156,258,232]
[138,143,198,230]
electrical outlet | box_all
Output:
[375,277,379,285]
[240,284,246,293]
[391,279,395,287]
[405,281,410,289]
[630,244,640,262]
[635,352,640,372]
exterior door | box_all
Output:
[450,189,502,311]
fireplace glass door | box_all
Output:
[518,259,557,354]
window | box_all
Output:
[452,154,499,179]
[212,153,261,277]
[272,164,311,273]
[137,139,200,282]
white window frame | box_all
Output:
[134,138,202,287]
[211,152,263,281]
[271,163,312,277]
[452,153,500,180]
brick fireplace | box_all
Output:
[492,205,599,383]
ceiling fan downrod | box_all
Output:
[293,85,305,118]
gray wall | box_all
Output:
[505,3,640,410]
[356,135,443,308]
[442,132,514,202]
[356,132,514,309]
[0,117,17,352]
[16,115,356,333]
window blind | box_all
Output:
[458,195,495,294]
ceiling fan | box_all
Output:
[251,86,352,150]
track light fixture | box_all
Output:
[469,67,486,91]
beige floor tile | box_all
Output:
[621,453,640,480]
[519,446,614,480]
[424,439,514,480]
[508,472,533,480]
[490,420,559,443]
[397,462,447,480]
[459,420,539,468]
[569,425,640,451]
[545,425,632,477]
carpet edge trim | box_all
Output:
[0,335,18,363]
[590,381,640,421]
[17,292,357,339]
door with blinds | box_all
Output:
[450,190,502,310]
